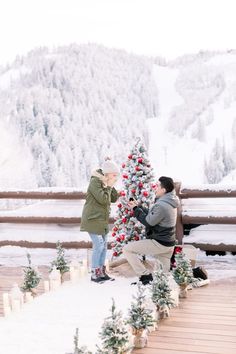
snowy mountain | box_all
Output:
[148,51,236,184]
[0,44,159,189]
[0,45,236,188]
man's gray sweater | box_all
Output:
[133,191,180,246]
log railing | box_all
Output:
[0,185,236,245]
[175,184,236,243]
[0,190,115,224]
[0,191,85,200]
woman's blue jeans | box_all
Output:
[89,233,108,269]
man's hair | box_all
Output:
[159,176,175,193]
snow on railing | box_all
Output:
[0,189,85,199]
[180,184,236,198]
[175,183,236,243]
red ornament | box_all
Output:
[116,237,121,242]
[129,211,134,216]
[131,189,136,194]
[117,203,122,208]
[125,209,129,214]
[174,246,183,254]
[120,234,125,241]
[143,191,149,197]
[112,232,116,237]
[138,182,143,188]
[113,227,118,232]
[138,158,143,163]
[119,191,126,196]
[134,236,140,241]
[122,218,127,223]
[152,184,157,189]
[135,166,140,171]
[113,251,118,257]
[128,154,133,159]
[122,163,126,168]
[123,174,128,179]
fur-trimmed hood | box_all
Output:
[91,169,107,184]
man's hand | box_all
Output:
[128,200,138,209]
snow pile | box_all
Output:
[0,277,136,354]
[0,199,118,244]
[181,197,236,218]
[184,224,236,245]
[196,250,236,281]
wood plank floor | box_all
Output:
[133,278,236,354]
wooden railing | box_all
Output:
[175,183,236,244]
[0,185,236,246]
[0,190,115,225]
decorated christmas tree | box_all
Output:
[126,284,154,332]
[50,241,69,277]
[111,138,156,257]
[172,252,194,285]
[97,298,130,354]
[150,269,174,310]
[21,253,41,293]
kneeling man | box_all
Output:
[123,176,179,285]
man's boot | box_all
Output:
[139,273,153,285]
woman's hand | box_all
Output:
[106,175,118,187]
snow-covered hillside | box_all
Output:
[0,46,236,188]
[0,44,159,189]
[0,120,36,187]
[148,52,236,184]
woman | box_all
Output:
[81,158,119,283]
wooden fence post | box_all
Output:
[175,182,184,244]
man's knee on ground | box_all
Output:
[122,243,135,254]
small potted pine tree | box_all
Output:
[126,284,154,348]
[96,298,132,354]
[21,253,41,297]
[172,252,194,298]
[50,241,69,282]
[150,269,174,320]
[66,328,92,354]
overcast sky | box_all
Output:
[1,0,236,65]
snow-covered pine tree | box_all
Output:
[204,139,225,183]
[172,252,194,286]
[111,138,155,257]
[50,241,69,278]
[126,284,154,333]
[150,269,174,311]
[21,253,41,294]
[97,298,130,354]
[66,328,92,354]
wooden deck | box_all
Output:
[133,278,236,354]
